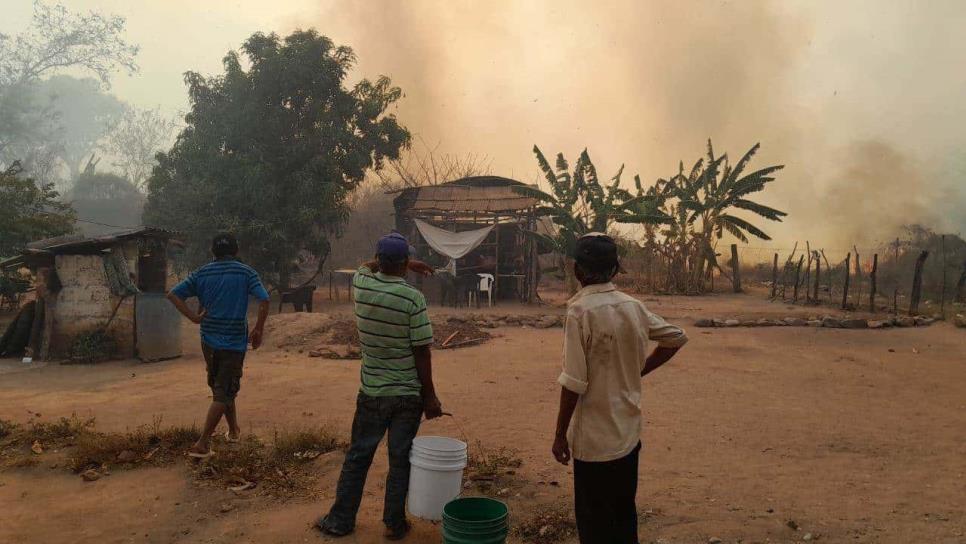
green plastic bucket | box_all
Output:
[441,497,509,544]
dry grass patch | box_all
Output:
[464,440,523,495]
[514,506,578,544]
[67,417,200,473]
[194,426,344,498]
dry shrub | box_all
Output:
[194,426,344,497]
[467,441,522,478]
[23,414,95,446]
[0,418,19,440]
[514,506,578,544]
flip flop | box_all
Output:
[224,431,240,443]
[187,448,215,459]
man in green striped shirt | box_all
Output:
[319,232,443,540]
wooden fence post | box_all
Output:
[793,255,804,302]
[771,253,778,298]
[813,253,821,303]
[853,246,862,308]
[869,253,878,312]
[841,253,851,309]
[940,234,946,317]
[730,244,742,293]
[909,250,930,316]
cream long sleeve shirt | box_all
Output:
[558,282,688,462]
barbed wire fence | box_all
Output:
[619,234,966,318]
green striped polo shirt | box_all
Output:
[353,266,433,397]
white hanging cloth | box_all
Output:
[414,219,494,264]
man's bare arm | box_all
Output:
[166,292,205,324]
[552,387,580,465]
[414,345,443,419]
[641,346,681,378]
[249,299,270,349]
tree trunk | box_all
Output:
[793,255,804,302]
[564,256,578,296]
[908,250,929,316]
[770,253,778,299]
[841,253,851,309]
[813,254,821,303]
[730,244,741,293]
[869,253,878,312]
[956,259,966,303]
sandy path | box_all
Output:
[1,293,964,543]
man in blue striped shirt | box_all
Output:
[168,233,270,458]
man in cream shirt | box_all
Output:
[552,233,688,544]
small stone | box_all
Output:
[117,450,137,462]
[914,316,934,326]
[803,533,814,541]
[709,538,723,544]
[807,320,822,327]
[694,318,715,328]
[724,319,740,327]
[784,318,808,326]
[81,469,101,482]
[786,519,800,530]
[766,507,774,513]
[30,441,43,455]
[895,316,915,327]
[867,320,890,329]
[219,502,234,513]
[497,487,510,496]
[821,317,843,328]
[839,318,868,329]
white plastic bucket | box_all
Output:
[407,436,468,521]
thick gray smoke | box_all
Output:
[291,0,965,248]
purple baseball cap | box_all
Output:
[376,232,411,262]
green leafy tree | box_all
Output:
[518,146,668,293]
[0,161,75,257]
[144,30,410,287]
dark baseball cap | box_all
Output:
[575,232,619,272]
[211,232,238,257]
[376,232,411,263]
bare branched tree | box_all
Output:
[0,0,139,88]
[106,105,178,190]
[374,137,491,189]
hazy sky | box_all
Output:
[4,0,965,252]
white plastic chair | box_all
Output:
[476,273,495,307]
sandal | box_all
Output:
[187,448,215,459]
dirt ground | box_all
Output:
[1,290,964,544]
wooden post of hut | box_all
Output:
[869,253,878,312]
[730,244,741,293]
[841,253,851,309]
[909,250,929,316]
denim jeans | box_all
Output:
[322,392,423,532]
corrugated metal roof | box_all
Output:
[408,185,538,213]
[24,227,179,253]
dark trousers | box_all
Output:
[322,392,423,532]
[573,441,642,544]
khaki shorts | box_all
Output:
[202,343,245,403]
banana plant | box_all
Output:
[514,145,670,293]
